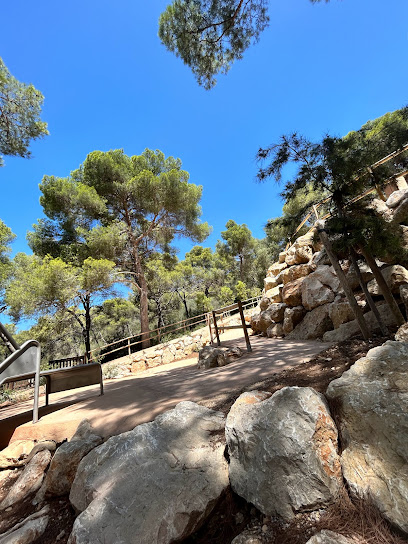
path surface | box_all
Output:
[0,333,329,448]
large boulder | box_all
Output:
[278,263,314,286]
[0,450,51,510]
[264,276,278,291]
[326,341,408,534]
[395,322,408,342]
[68,402,229,544]
[266,303,287,323]
[197,346,243,369]
[264,286,282,303]
[386,189,408,208]
[285,230,321,266]
[286,304,333,340]
[281,277,305,307]
[322,302,397,343]
[282,306,306,335]
[329,300,355,329]
[267,262,287,277]
[367,264,408,295]
[225,388,341,521]
[266,323,284,338]
[36,420,103,500]
[301,277,335,311]
[345,262,374,290]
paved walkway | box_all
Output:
[0,334,329,448]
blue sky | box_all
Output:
[1,0,407,260]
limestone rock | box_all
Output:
[37,420,103,500]
[301,277,335,311]
[226,387,341,521]
[282,277,305,307]
[367,264,408,295]
[68,402,229,544]
[391,194,408,224]
[264,286,282,303]
[400,283,408,312]
[282,306,306,335]
[25,441,56,463]
[264,276,278,291]
[197,346,243,369]
[286,304,333,340]
[323,302,397,343]
[395,322,408,342]
[278,263,314,285]
[278,251,287,264]
[0,450,51,510]
[326,341,408,534]
[0,505,49,544]
[0,440,36,469]
[386,189,408,208]
[259,296,270,311]
[267,262,287,277]
[306,530,354,544]
[309,249,331,268]
[345,262,374,290]
[266,323,284,338]
[266,303,287,323]
[329,301,355,329]
[285,244,313,266]
[309,266,340,292]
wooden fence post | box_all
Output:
[212,311,221,346]
[238,300,252,352]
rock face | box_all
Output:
[225,388,341,521]
[329,300,355,329]
[367,264,408,295]
[37,420,103,500]
[0,440,36,469]
[301,277,334,311]
[305,530,354,544]
[326,341,408,534]
[282,277,305,307]
[197,346,244,369]
[0,505,49,544]
[286,304,333,340]
[395,322,408,342]
[0,450,51,510]
[282,306,306,335]
[68,402,229,544]
[323,302,397,343]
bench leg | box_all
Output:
[45,376,50,406]
[99,367,104,396]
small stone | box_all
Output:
[5,506,12,512]
[262,524,268,533]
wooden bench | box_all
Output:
[0,324,103,423]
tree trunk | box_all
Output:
[316,221,371,340]
[139,276,150,349]
[349,248,388,336]
[360,247,405,327]
[182,295,190,320]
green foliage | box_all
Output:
[0,220,15,310]
[159,0,269,90]
[92,298,139,346]
[219,286,234,305]
[195,291,212,313]
[217,220,256,282]
[159,0,328,89]
[234,280,247,301]
[0,386,14,403]
[0,57,48,166]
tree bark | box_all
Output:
[360,247,405,327]
[139,274,150,348]
[349,248,388,336]
[83,295,92,360]
[316,221,371,340]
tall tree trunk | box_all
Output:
[182,294,190,320]
[316,221,371,340]
[360,247,405,327]
[349,248,388,336]
[139,274,150,349]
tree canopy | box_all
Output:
[0,57,48,166]
[0,220,15,312]
[159,0,326,89]
[30,148,211,346]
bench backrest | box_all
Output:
[0,341,41,385]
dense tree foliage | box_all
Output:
[159,0,327,89]
[0,58,48,166]
[30,148,210,347]
[0,220,15,312]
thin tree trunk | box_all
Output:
[349,248,388,336]
[84,296,92,361]
[139,275,150,348]
[360,247,405,327]
[316,221,371,340]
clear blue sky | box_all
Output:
[1,0,407,259]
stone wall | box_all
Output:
[252,187,408,342]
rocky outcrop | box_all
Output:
[0,450,51,510]
[0,440,36,469]
[367,264,408,295]
[35,420,103,501]
[225,388,341,521]
[286,304,333,340]
[322,302,397,343]
[282,277,305,307]
[282,306,306,334]
[329,299,355,329]
[326,341,408,534]
[197,346,244,369]
[68,402,229,544]
[0,505,49,544]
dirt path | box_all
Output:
[0,333,330,448]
